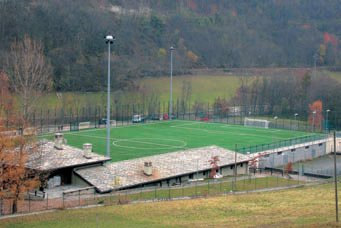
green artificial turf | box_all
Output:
[41,120,313,162]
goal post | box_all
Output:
[244,118,269,129]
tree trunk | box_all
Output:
[12,200,17,214]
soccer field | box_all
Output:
[43,120,313,162]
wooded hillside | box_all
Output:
[0,0,340,91]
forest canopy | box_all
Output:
[0,0,340,91]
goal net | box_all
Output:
[244,118,269,129]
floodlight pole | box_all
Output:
[169,46,174,120]
[333,130,339,222]
[234,144,237,190]
[312,111,316,132]
[105,35,115,159]
[326,109,330,132]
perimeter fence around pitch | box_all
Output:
[4,103,340,134]
[236,134,328,154]
[0,172,329,217]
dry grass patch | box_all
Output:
[2,183,341,227]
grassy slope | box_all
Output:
[35,75,242,109]
[35,70,340,110]
[329,71,341,83]
[42,120,311,161]
[138,75,241,103]
[2,183,340,228]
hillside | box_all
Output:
[1,183,339,227]
[0,0,340,91]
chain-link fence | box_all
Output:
[0,172,329,217]
[4,102,340,134]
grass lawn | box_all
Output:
[138,75,241,103]
[41,120,312,162]
[1,182,339,228]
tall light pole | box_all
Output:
[312,110,316,132]
[105,35,115,158]
[169,46,174,120]
[326,109,331,132]
[294,113,298,130]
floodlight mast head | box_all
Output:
[105,35,115,44]
[294,113,298,117]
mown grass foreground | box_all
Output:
[41,120,310,162]
[1,183,340,228]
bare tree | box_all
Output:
[179,80,192,114]
[6,34,53,122]
[208,156,220,178]
[0,90,41,214]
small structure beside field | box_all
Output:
[74,146,251,192]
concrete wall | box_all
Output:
[149,161,249,188]
[326,137,341,153]
[221,163,248,176]
[259,142,326,168]
[72,172,91,188]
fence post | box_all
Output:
[28,192,31,213]
[62,193,64,209]
[207,180,210,195]
[195,181,198,197]
[154,186,156,201]
[46,193,48,210]
[78,190,81,206]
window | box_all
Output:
[203,171,206,176]
[305,146,309,149]
[277,151,282,155]
[291,148,296,152]
[240,163,243,167]
[318,143,323,146]
[189,174,193,179]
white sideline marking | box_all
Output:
[113,138,187,150]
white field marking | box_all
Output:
[171,120,284,133]
[220,125,281,133]
[169,125,293,140]
[171,126,227,135]
[113,138,187,150]
[188,120,282,133]
[170,121,201,128]
[112,121,167,129]
[171,121,307,138]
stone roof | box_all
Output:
[75,146,250,192]
[26,141,110,171]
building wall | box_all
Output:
[145,162,249,188]
[259,142,326,168]
[72,172,91,188]
[221,162,248,176]
[326,137,341,153]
